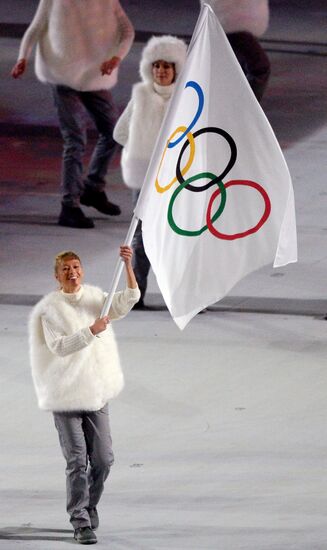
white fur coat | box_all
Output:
[18,0,134,91]
[113,82,174,190]
[28,284,140,412]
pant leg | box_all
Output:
[82,404,114,509]
[132,220,151,300]
[227,31,271,102]
[53,411,91,529]
[52,85,87,206]
[81,90,117,191]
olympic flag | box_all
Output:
[134,3,297,330]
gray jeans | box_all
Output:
[53,404,114,528]
[52,85,117,207]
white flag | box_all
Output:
[135,4,297,330]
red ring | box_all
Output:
[206,180,271,240]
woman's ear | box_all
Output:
[55,273,61,288]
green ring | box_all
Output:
[167,173,227,237]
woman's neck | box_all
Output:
[153,81,175,98]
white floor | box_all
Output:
[1,304,327,549]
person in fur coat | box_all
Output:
[113,35,187,309]
[28,245,140,545]
[11,0,134,229]
[201,0,271,101]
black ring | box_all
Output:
[176,127,237,192]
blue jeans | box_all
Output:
[52,85,117,207]
[132,190,150,300]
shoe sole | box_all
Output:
[81,207,121,216]
[58,220,94,229]
[74,535,97,545]
[80,199,121,216]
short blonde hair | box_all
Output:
[54,251,81,274]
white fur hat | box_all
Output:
[139,35,188,83]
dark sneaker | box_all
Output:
[88,508,99,530]
[74,526,97,544]
[132,298,147,310]
[58,205,94,229]
[80,188,121,216]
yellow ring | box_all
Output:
[155,126,195,193]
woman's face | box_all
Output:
[56,257,84,293]
[152,60,175,86]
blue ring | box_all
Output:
[167,81,204,149]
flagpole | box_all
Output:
[100,214,139,318]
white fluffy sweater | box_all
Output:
[202,0,269,37]
[29,284,140,412]
[18,0,134,91]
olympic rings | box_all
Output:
[154,79,271,241]
[155,126,195,193]
[206,180,271,240]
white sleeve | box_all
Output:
[109,286,141,320]
[41,315,95,357]
[113,100,133,146]
[113,0,135,60]
[18,0,51,60]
